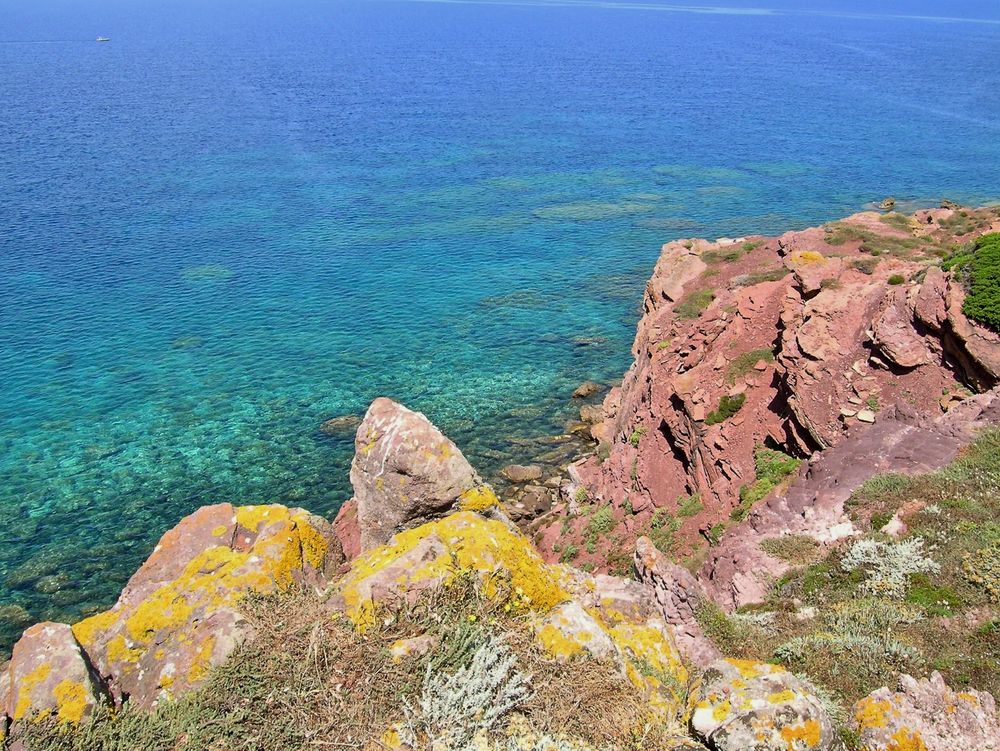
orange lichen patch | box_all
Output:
[458,484,500,512]
[341,512,568,628]
[886,727,928,751]
[52,680,89,724]
[12,663,52,721]
[726,658,783,679]
[607,621,687,688]
[106,634,142,664]
[779,718,821,749]
[70,610,119,648]
[956,691,980,706]
[712,700,732,722]
[125,585,196,644]
[855,697,893,729]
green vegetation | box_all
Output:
[851,257,879,275]
[825,222,924,257]
[946,233,1000,332]
[732,447,802,520]
[704,393,746,426]
[585,507,615,554]
[760,535,821,565]
[696,427,1000,713]
[559,542,579,564]
[702,246,744,264]
[676,493,703,518]
[648,510,680,554]
[674,288,715,320]
[879,212,915,232]
[725,348,775,384]
[628,426,646,447]
[733,267,788,286]
[887,274,906,285]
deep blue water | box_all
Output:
[2,0,1000,649]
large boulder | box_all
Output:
[691,659,838,751]
[4,622,105,725]
[854,672,1000,751]
[70,503,341,709]
[351,398,496,551]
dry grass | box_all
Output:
[10,572,686,751]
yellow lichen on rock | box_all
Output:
[779,718,822,748]
[12,663,51,721]
[52,680,89,724]
[341,511,569,627]
[71,610,119,648]
[458,484,500,512]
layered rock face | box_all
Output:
[534,206,1000,571]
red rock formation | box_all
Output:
[533,206,1000,572]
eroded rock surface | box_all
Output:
[532,206,1000,577]
[691,659,838,751]
[3,623,105,725]
[70,503,340,709]
[855,671,1000,751]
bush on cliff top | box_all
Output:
[957,232,1000,332]
[704,393,745,426]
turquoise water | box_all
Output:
[2,0,1000,651]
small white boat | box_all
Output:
[96,36,110,42]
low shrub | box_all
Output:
[726,348,775,384]
[704,393,746,426]
[761,535,821,564]
[841,537,939,598]
[675,288,716,320]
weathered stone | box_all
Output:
[337,511,568,627]
[856,409,876,423]
[691,659,837,751]
[854,671,1000,751]
[579,404,604,424]
[334,498,361,561]
[70,503,340,709]
[572,381,602,399]
[534,601,619,663]
[5,622,105,725]
[634,536,720,667]
[871,287,932,368]
[351,398,493,551]
[502,464,543,483]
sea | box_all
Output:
[2,0,999,653]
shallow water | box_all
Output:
[2,0,1000,652]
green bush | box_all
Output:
[677,494,703,518]
[726,349,775,384]
[704,393,746,425]
[887,274,906,285]
[675,288,715,320]
[961,233,1000,332]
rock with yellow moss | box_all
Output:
[533,601,619,664]
[69,502,340,709]
[338,510,568,626]
[351,397,501,551]
[690,658,837,751]
[854,671,1000,751]
[3,623,106,726]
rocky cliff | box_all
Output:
[533,205,1000,576]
